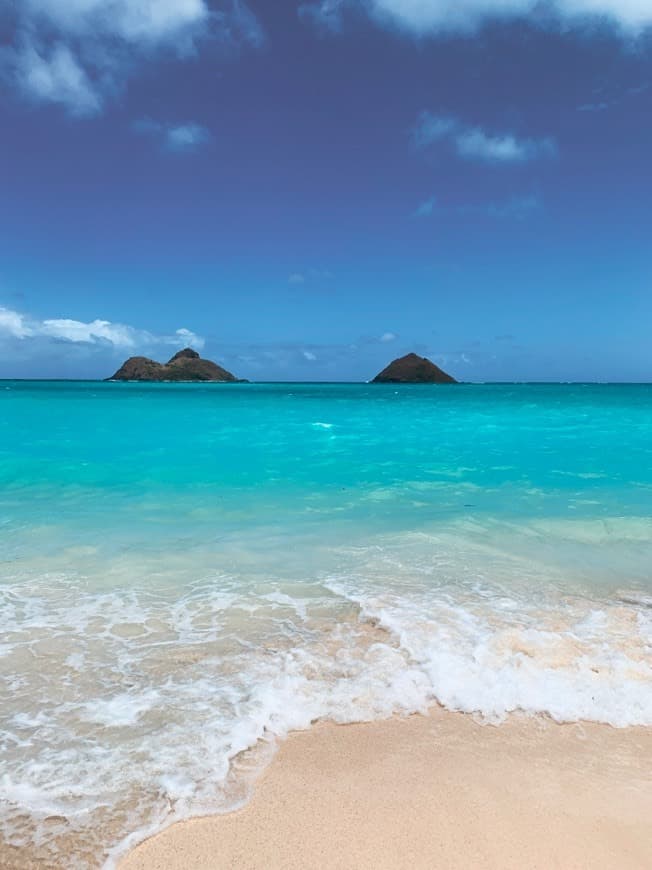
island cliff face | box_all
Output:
[109,348,242,382]
[372,353,457,384]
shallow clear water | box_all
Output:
[1,381,651,867]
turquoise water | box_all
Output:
[1,382,651,866]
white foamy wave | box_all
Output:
[0,525,651,868]
[325,578,652,728]
[1,571,426,868]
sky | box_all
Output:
[0,1,651,381]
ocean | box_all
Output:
[1,381,651,867]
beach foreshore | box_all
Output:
[121,708,652,870]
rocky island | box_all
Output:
[108,348,243,382]
[372,352,457,384]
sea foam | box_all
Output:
[1,524,651,868]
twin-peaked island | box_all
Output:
[109,349,457,384]
[109,348,243,382]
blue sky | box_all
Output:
[1,1,651,381]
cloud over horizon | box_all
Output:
[0,304,204,354]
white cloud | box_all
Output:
[456,128,556,163]
[412,114,457,148]
[166,123,210,151]
[134,119,211,152]
[413,112,556,164]
[173,327,204,347]
[40,318,142,345]
[12,41,102,116]
[364,0,652,34]
[19,0,210,44]
[301,1,652,45]
[0,307,32,339]
[0,305,204,351]
[1,1,262,115]
[380,332,397,342]
[288,272,306,285]
[303,350,318,360]
[368,0,542,33]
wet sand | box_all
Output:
[121,708,652,869]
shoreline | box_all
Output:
[120,708,652,870]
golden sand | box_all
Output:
[121,709,652,870]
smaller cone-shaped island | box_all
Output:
[108,348,244,382]
[372,352,457,384]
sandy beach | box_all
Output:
[121,708,652,870]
